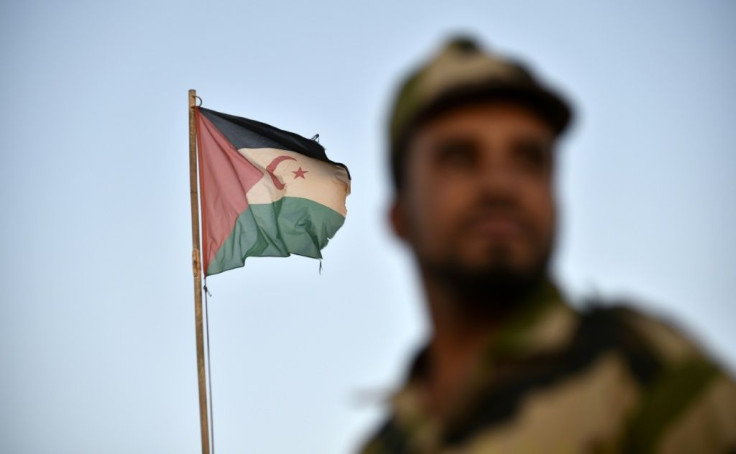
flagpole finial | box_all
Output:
[188,90,203,107]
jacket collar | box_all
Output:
[390,279,579,448]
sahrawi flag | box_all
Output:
[195,107,351,276]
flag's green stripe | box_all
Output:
[206,197,345,276]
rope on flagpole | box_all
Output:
[203,279,215,454]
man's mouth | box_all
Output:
[464,213,525,240]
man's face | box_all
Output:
[391,101,557,293]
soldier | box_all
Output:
[360,36,736,453]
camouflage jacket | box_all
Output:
[360,284,736,453]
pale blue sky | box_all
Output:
[1,1,734,453]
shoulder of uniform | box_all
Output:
[585,300,736,451]
[580,297,706,367]
[357,417,406,454]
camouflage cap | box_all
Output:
[389,36,573,188]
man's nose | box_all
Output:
[474,150,516,196]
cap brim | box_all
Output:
[415,80,573,136]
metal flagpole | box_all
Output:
[188,89,211,454]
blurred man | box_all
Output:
[360,37,736,453]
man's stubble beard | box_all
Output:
[418,237,554,315]
[402,183,557,315]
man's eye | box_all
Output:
[435,140,477,168]
[515,141,551,172]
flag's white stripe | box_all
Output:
[238,147,350,216]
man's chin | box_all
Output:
[423,254,549,308]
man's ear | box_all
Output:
[389,197,408,241]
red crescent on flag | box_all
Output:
[266,156,297,190]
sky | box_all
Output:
[1,1,734,453]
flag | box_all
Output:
[195,107,351,276]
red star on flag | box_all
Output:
[292,166,308,179]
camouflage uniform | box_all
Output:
[360,282,736,453]
[364,37,736,453]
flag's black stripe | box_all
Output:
[199,108,350,178]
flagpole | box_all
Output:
[189,89,211,454]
